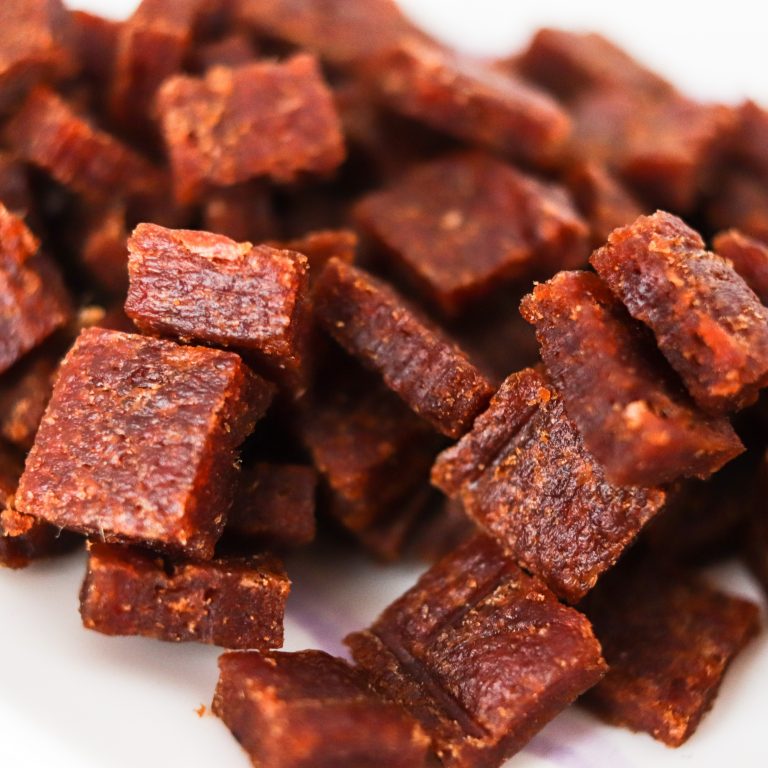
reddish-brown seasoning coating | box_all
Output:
[713,228,768,305]
[432,368,666,602]
[16,328,274,559]
[213,649,430,768]
[347,535,607,768]
[80,542,289,649]
[591,211,768,414]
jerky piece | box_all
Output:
[0,153,32,215]
[713,229,768,304]
[727,100,768,178]
[520,271,743,486]
[354,152,589,316]
[269,229,357,283]
[0,203,70,375]
[214,650,429,768]
[313,259,493,438]
[366,38,570,167]
[202,182,277,245]
[126,224,310,389]
[156,56,345,204]
[347,535,607,768]
[16,328,274,559]
[191,32,257,72]
[432,368,666,602]
[582,559,760,746]
[591,211,768,414]
[80,204,129,297]
[80,542,289,649]
[706,170,768,245]
[70,10,120,103]
[411,497,476,563]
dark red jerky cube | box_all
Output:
[269,229,358,283]
[707,171,768,245]
[432,368,666,603]
[354,152,589,316]
[714,229,768,305]
[0,204,71,376]
[581,559,760,747]
[80,542,289,649]
[365,37,571,167]
[214,650,430,768]
[591,211,768,415]
[520,271,743,486]
[313,258,494,438]
[156,56,345,205]
[16,328,274,559]
[126,224,310,389]
[202,183,277,245]
[347,535,607,768]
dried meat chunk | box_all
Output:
[411,497,476,563]
[727,100,768,178]
[191,31,257,72]
[16,328,274,559]
[354,152,589,316]
[202,182,277,245]
[269,229,358,283]
[126,223,310,389]
[156,56,345,204]
[80,542,289,648]
[520,270,743,486]
[0,152,32,215]
[707,170,768,244]
[591,211,768,414]
[713,229,768,305]
[313,258,494,438]
[432,368,666,602]
[70,10,120,102]
[80,204,129,296]
[214,649,429,768]
[582,559,760,746]
[347,535,607,768]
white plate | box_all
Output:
[2,2,768,766]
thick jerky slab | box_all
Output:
[156,56,345,204]
[269,229,358,283]
[354,152,589,316]
[16,328,274,559]
[80,542,289,649]
[347,535,607,768]
[592,211,768,414]
[714,229,768,304]
[365,38,570,167]
[520,271,743,486]
[313,259,493,438]
[582,560,760,746]
[0,203,70,376]
[202,182,277,245]
[213,650,429,768]
[432,368,666,602]
[126,224,310,389]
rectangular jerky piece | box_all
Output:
[713,228,768,305]
[347,535,607,768]
[126,224,310,389]
[354,152,589,316]
[520,270,743,486]
[591,211,768,414]
[313,258,494,438]
[582,559,760,746]
[432,368,666,602]
[80,542,289,649]
[213,649,429,768]
[16,328,274,559]
[156,55,345,204]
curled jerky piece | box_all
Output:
[432,368,665,602]
[214,650,429,768]
[313,259,493,438]
[16,328,274,559]
[592,211,768,414]
[80,543,289,649]
[157,56,345,204]
[355,152,589,316]
[582,559,760,746]
[347,535,607,768]
[713,229,768,305]
[520,271,743,486]
[126,224,310,389]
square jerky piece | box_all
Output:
[432,368,666,602]
[520,271,743,486]
[354,152,589,316]
[80,542,289,649]
[0,203,70,376]
[313,258,493,438]
[591,211,768,414]
[347,534,606,768]
[213,649,429,768]
[156,55,345,205]
[581,558,760,746]
[16,328,274,559]
[126,224,310,389]
[364,37,570,167]
[713,228,768,305]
